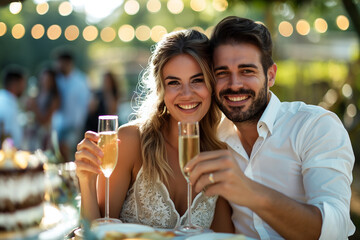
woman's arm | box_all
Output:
[210,196,234,233]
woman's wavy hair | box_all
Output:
[133,29,226,183]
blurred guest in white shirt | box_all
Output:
[186,16,355,239]
[52,50,90,161]
[0,66,26,147]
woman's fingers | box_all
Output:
[75,159,101,174]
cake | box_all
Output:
[0,138,46,231]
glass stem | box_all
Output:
[105,176,109,219]
[187,181,192,226]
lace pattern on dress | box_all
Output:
[119,167,218,229]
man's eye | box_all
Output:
[215,71,228,77]
[242,69,254,74]
[192,78,204,83]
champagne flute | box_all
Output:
[93,115,122,225]
[176,121,203,234]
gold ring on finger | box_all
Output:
[209,173,215,184]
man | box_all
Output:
[52,51,90,161]
[186,16,355,239]
[0,67,26,148]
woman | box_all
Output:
[75,29,234,232]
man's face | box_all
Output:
[213,43,275,123]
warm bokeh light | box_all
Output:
[65,25,79,41]
[124,0,140,15]
[36,2,49,15]
[336,15,349,31]
[323,89,338,105]
[147,0,161,13]
[47,24,62,40]
[191,26,205,34]
[167,0,184,14]
[0,22,7,37]
[314,18,327,33]
[342,83,353,98]
[83,25,98,41]
[12,24,25,39]
[346,104,357,118]
[296,19,310,36]
[278,21,293,37]
[205,26,214,38]
[213,0,228,12]
[31,24,45,39]
[190,0,206,12]
[9,2,22,14]
[59,1,73,16]
[118,24,135,42]
[136,25,151,41]
[100,27,116,42]
[151,25,167,42]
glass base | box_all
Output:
[174,224,205,235]
[92,217,122,227]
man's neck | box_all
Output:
[234,121,259,158]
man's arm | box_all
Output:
[186,150,322,239]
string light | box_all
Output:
[314,18,327,33]
[12,24,25,39]
[47,24,62,40]
[118,25,135,42]
[336,15,349,31]
[65,25,79,41]
[190,0,206,12]
[296,19,310,36]
[167,0,184,14]
[135,25,151,41]
[59,1,73,16]
[147,0,161,13]
[278,21,293,37]
[213,0,228,12]
[0,22,7,37]
[124,0,140,15]
[83,25,98,41]
[36,2,49,15]
[151,25,167,42]
[100,27,116,42]
[31,24,45,39]
[9,2,22,14]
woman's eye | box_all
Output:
[167,80,179,85]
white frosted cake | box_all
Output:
[0,139,46,231]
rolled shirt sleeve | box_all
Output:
[301,111,355,239]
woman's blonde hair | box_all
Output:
[133,29,226,183]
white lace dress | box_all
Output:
[119,167,218,229]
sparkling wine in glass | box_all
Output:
[93,115,122,225]
[176,121,203,234]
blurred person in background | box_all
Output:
[27,67,60,150]
[0,66,27,148]
[85,71,120,132]
[52,50,90,162]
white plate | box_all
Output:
[92,223,155,239]
[186,232,246,240]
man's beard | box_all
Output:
[215,81,268,123]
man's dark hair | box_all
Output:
[2,66,25,88]
[210,16,274,74]
[56,50,74,62]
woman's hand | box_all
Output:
[75,131,103,182]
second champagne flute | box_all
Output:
[176,121,203,234]
[93,115,122,225]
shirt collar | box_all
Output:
[258,91,281,135]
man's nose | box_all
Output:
[229,73,243,87]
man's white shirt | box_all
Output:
[218,92,355,239]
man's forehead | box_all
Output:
[213,43,262,67]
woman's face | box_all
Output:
[162,53,211,124]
